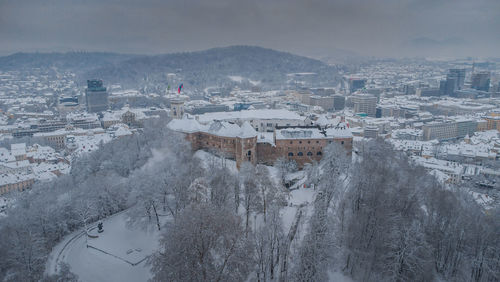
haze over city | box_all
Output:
[0,1,499,282]
[1,0,499,58]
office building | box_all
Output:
[455,119,477,138]
[440,77,456,96]
[309,96,334,111]
[363,126,379,138]
[333,95,345,111]
[471,71,490,92]
[349,78,366,93]
[352,94,377,117]
[85,79,109,113]
[448,68,466,90]
[422,121,458,141]
[417,87,441,97]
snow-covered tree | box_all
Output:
[150,204,253,282]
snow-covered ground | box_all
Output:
[228,75,244,82]
[47,151,321,282]
[46,212,160,282]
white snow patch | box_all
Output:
[228,75,244,83]
[46,212,161,282]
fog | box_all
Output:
[1,0,499,58]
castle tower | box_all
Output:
[170,99,184,119]
[235,122,258,169]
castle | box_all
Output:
[167,101,353,169]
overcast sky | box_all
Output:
[1,0,499,58]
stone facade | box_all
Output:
[187,131,257,168]
[273,136,352,167]
[170,118,353,169]
[0,177,34,195]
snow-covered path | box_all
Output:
[46,211,161,282]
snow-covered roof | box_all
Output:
[10,143,26,156]
[102,107,147,122]
[239,121,257,138]
[197,109,305,123]
[167,116,206,133]
[0,148,15,162]
[0,173,34,186]
[275,125,352,140]
[167,117,257,138]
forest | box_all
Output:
[0,46,343,90]
[0,117,498,282]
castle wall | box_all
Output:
[185,132,257,168]
[183,132,352,169]
[257,137,352,168]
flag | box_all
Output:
[178,83,183,94]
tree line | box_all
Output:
[0,118,498,281]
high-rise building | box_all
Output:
[333,95,346,111]
[85,79,109,113]
[445,77,456,96]
[352,94,377,117]
[348,78,366,93]
[447,68,466,90]
[471,71,490,92]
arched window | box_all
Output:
[317,151,322,156]
[288,152,294,156]
[307,152,313,156]
[298,152,303,156]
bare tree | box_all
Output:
[150,204,254,282]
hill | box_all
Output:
[83,46,341,90]
[0,46,341,90]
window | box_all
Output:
[298,152,303,156]
[341,141,344,144]
[329,141,332,144]
[290,141,293,144]
[288,152,294,156]
[317,151,322,156]
[247,150,251,156]
[316,141,319,144]
[308,141,311,144]
[307,152,313,156]
[299,141,302,144]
